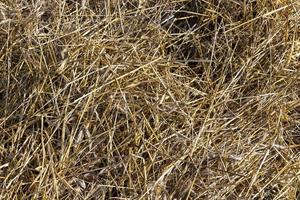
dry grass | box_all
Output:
[0,0,299,199]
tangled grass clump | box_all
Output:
[0,0,299,199]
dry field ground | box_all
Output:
[0,0,300,199]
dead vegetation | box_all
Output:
[0,0,299,199]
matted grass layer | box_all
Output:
[0,0,299,199]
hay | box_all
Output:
[0,0,299,199]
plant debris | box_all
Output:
[0,0,299,199]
